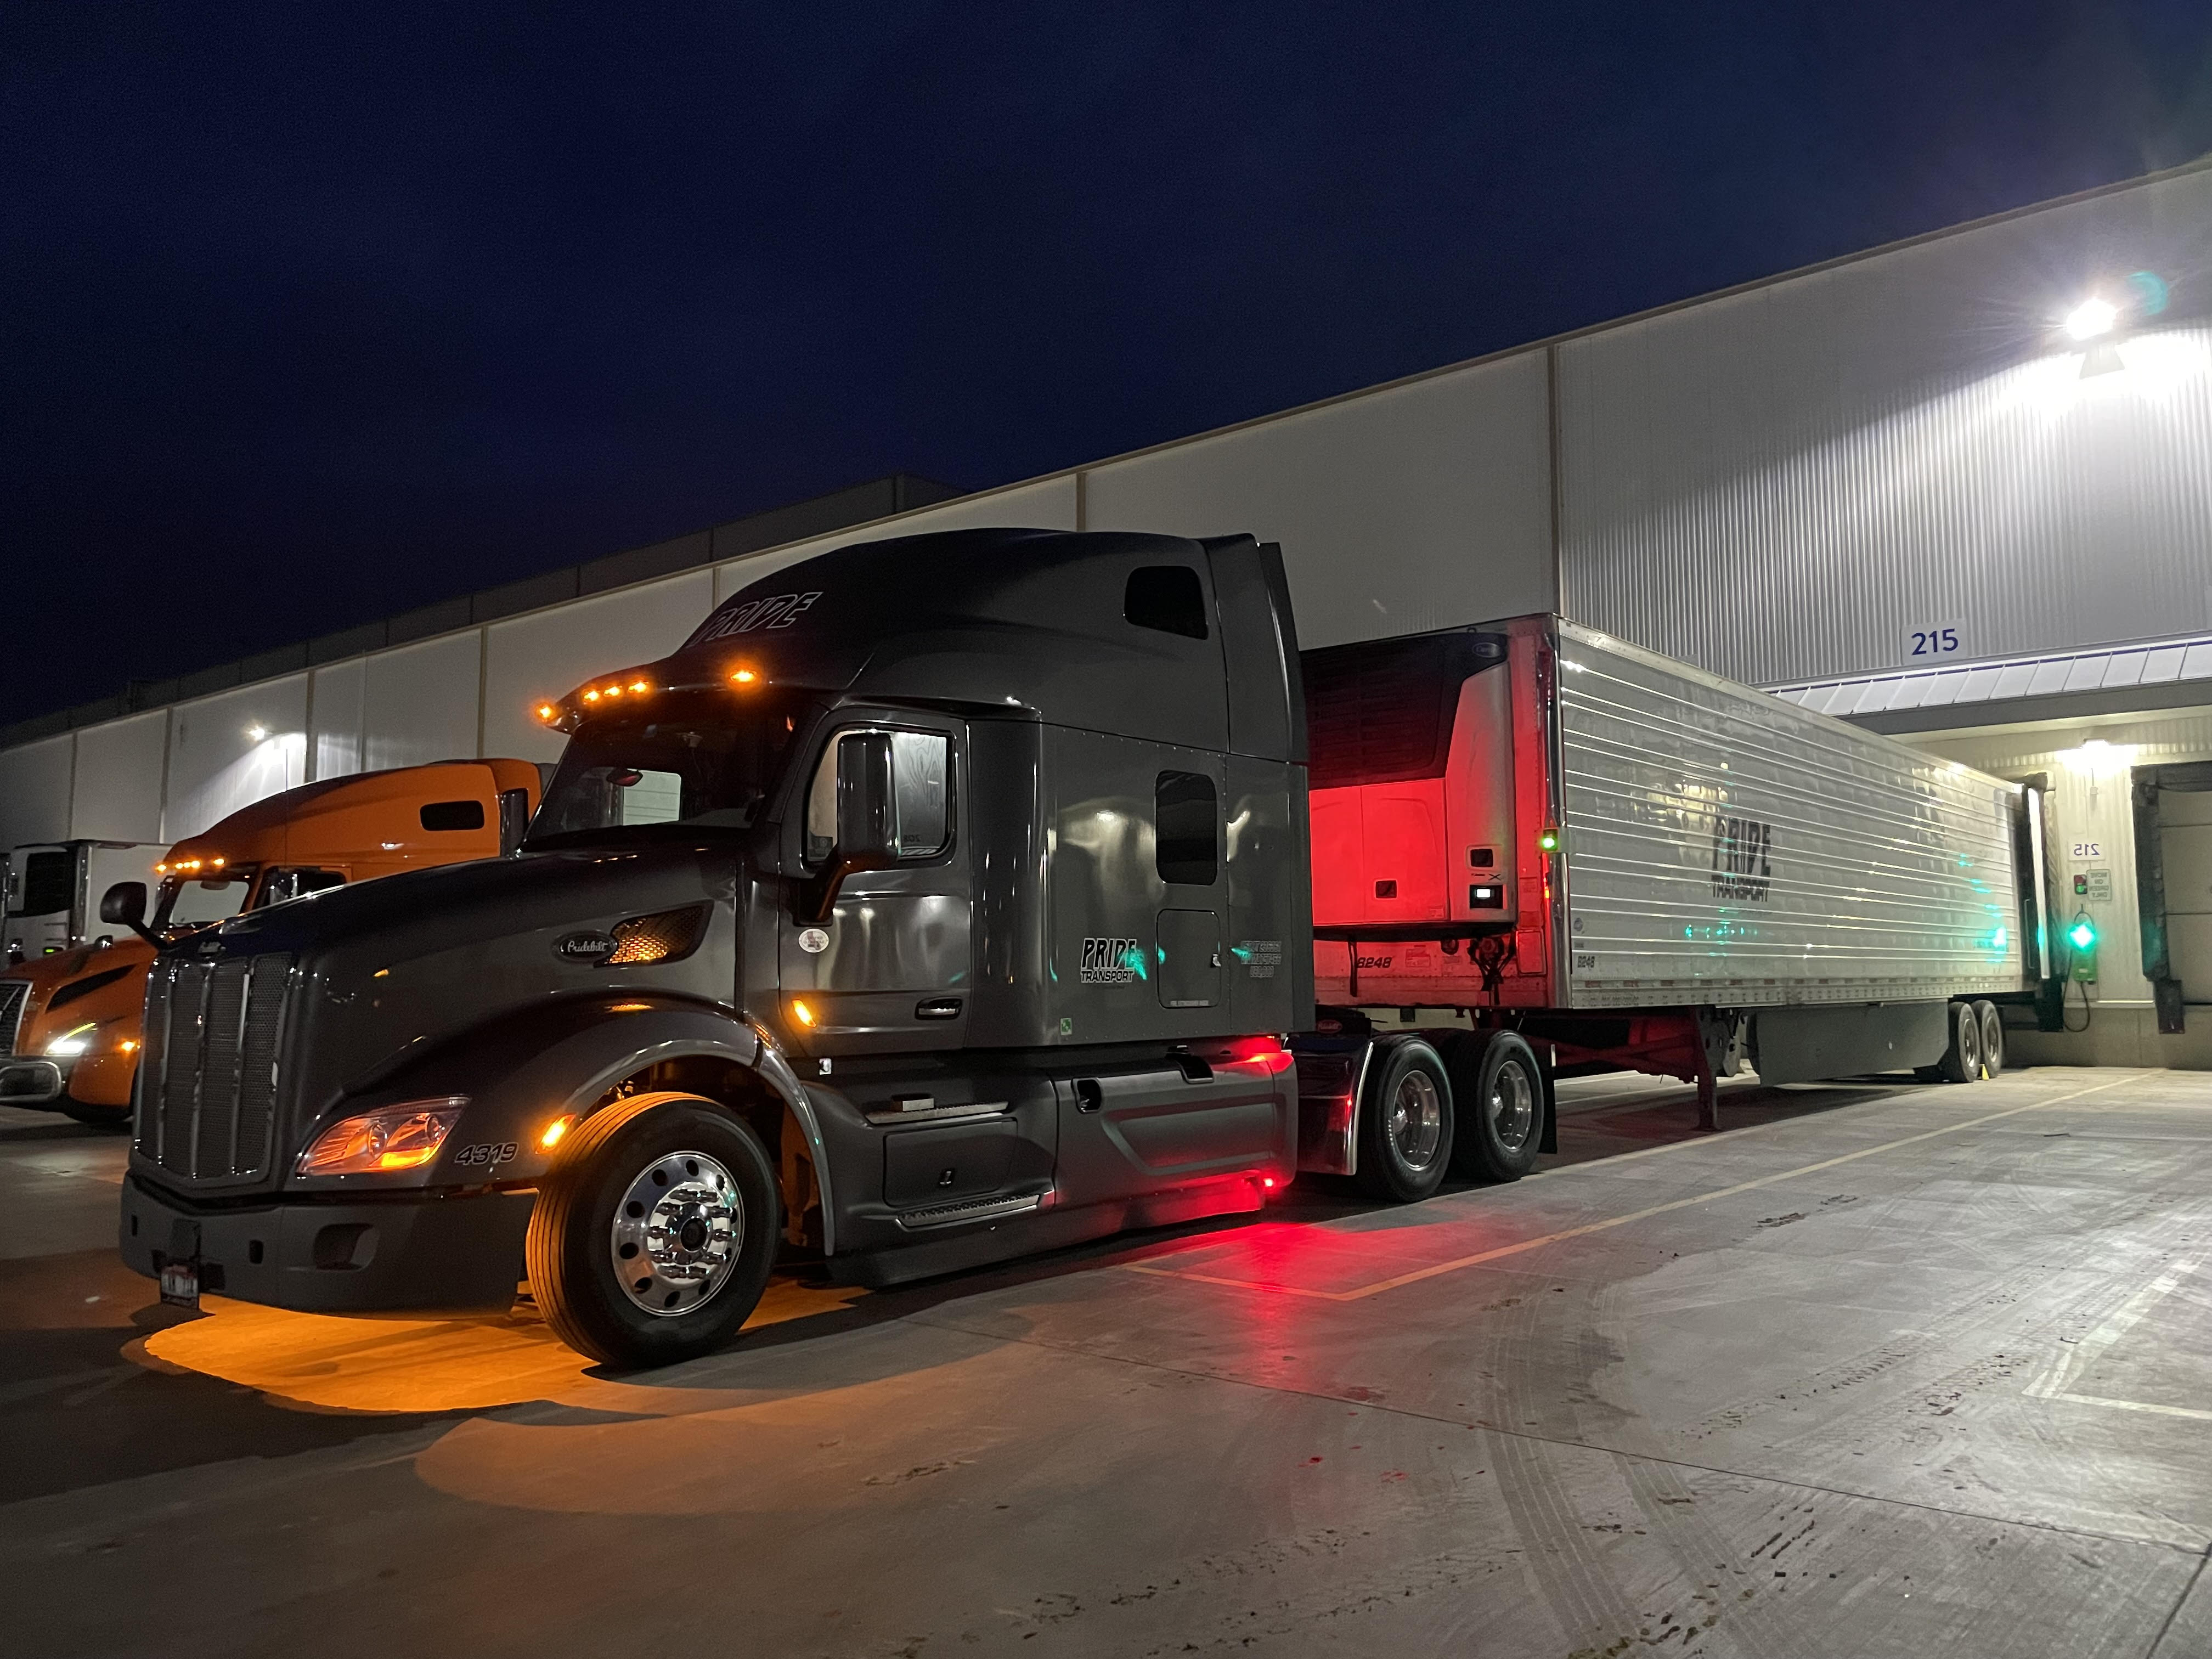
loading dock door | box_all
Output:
[2159,788,2212,1002]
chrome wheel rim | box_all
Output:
[609,1150,743,1318]
[1389,1070,1444,1171]
[1489,1061,1536,1152]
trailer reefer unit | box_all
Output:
[115,529,2051,1367]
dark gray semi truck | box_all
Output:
[119,529,1323,1364]
[118,526,2046,1365]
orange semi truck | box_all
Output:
[0,760,541,1125]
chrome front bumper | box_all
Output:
[0,1059,65,1105]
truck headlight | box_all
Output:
[46,1023,95,1058]
[297,1098,468,1177]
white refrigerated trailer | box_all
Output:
[1302,614,2058,1159]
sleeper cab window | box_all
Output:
[806,729,951,866]
[1124,565,1209,640]
[1155,770,1218,885]
[419,798,486,831]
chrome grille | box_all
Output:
[135,954,295,1182]
[0,979,26,1057]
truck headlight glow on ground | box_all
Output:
[297,1098,469,1176]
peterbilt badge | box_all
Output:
[554,929,618,964]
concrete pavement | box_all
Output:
[2,1066,2208,1657]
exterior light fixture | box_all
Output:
[730,667,759,685]
[2064,297,2118,341]
[535,703,558,724]
[245,724,269,742]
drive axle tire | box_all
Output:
[1974,1001,2004,1079]
[1356,1039,1454,1204]
[527,1091,779,1369]
[1447,1031,1544,1183]
[1936,1001,1983,1085]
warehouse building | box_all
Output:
[4,156,2208,1064]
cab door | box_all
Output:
[778,715,973,1053]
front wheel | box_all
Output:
[526,1092,780,1368]
[1355,1039,1454,1203]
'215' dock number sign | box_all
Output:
[1908,627,1962,660]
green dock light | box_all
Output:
[1537,826,1561,853]
[2066,911,2099,983]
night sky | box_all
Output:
[7,3,2210,726]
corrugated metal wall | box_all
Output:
[1559,164,2212,686]
[7,160,2208,866]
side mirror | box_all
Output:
[799,733,899,923]
[99,882,161,948]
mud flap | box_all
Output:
[1538,1062,1558,1154]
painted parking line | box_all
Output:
[2028,1252,2212,1423]
[1127,1073,2147,1304]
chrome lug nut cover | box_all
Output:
[609,1150,743,1317]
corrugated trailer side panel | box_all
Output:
[1554,620,2024,1010]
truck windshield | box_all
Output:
[527,693,815,848]
[151,872,255,934]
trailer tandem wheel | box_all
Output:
[1924,1002,1984,1085]
[1974,1001,2004,1078]
[526,1091,780,1368]
[1355,1038,1455,1203]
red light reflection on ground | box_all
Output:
[1128,1216,1520,1300]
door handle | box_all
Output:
[915,997,963,1020]
[1073,1079,1103,1113]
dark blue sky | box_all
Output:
[6,3,2209,724]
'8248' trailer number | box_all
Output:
[1575,953,1598,971]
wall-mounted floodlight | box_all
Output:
[245,724,269,742]
[2063,297,2118,341]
